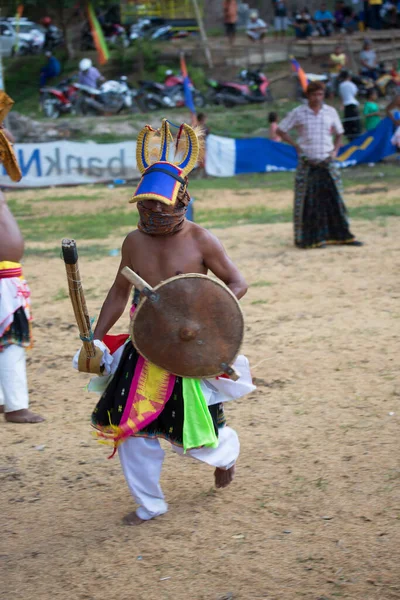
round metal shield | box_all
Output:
[130,274,244,378]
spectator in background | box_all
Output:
[293,8,313,38]
[39,51,61,88]
[390,60,400,86]
[385,93,400,126]
[268,112,282,141]
[381,0,398,27]
[274,0,288,40]
[78,58,105,88]
[314,2,335,35]
[329,44,347,74]
[334,0,346,30]
[342,6,358,33]
[223,0,238,46]
[329,45,347,94]
[276,81,362,248]
[363,88,381,130]
[196,112,210,137]
[360,40,379,80]
[246,10,268,41]
[368,0,383,29]
[338,70,361,141]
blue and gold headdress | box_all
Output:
[130,119,200,206]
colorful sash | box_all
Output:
[0,261,32,347]
[96,351,176,456]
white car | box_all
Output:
[0,21,17,57]
[7,18,45,49]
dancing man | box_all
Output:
[74,120,254,524]
[0,93,44,423]
[277,81,363,249]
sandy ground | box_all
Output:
[2,185,400,600]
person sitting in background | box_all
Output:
[330,44,347,74]
[360,40,379,80]
[381,0,398,27]
[385,93,400,127]
[390,60,400,86]
[363,89,381,130]
[293,8,313,38]
[246,10,268,41]
[78,58,105,88]
[268,112,282,142]
[339,70,361,141]
[342,6,358,32]
[334,0,346,30]
[314,2,334,35]
[39,51,61,88]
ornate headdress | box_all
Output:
[130,119,200,206]
[0,91,22,183]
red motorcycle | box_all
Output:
[207,69,272,107]
[40,78,79,119]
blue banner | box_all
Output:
[206,118,396,177]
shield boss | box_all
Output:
[130,274,244,378]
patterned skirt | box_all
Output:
[92,341,226,447]
[294,158,355,249]
[0,307,31,351]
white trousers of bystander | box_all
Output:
[0,344,29,412]
[118,426,240,521]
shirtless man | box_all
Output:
[0,190,44,423]
[78,121,251,524]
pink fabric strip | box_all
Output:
[0,268,22,279]
[121,354,145,425]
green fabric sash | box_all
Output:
[182,378,218,452]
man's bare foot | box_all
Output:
[122,511,145,526]
[4,409,45,423]
[214,465,236,489]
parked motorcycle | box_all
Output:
[81,22,128,51]
[40,78,79,119]
[137,79,205,111]
[294,72,333,100]
[43,24,64,52]
[163,71,206,108]
[207,70,272,107]
[74,77,139,115]
[17,37,42,55]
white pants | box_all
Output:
[0,345,29,412]
[118,426,240,521]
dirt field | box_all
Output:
[2,184,400,600]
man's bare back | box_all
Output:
[0,191,24,262]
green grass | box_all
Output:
[190,164,400,192]
[18,210,134,242]
[196,205,292,228]
[15,200,400,243]
[250,280,274,287]
[23,244,112,260]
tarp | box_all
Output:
[0,140,138,188]
[0,118,396,188]
[205,117,397,177]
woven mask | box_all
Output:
[130,119,200,206]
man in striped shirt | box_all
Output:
[277,81,362,249]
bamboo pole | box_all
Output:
[191,0,213,68]
[61,238,96,358]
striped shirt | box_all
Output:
[279,103,344,161]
